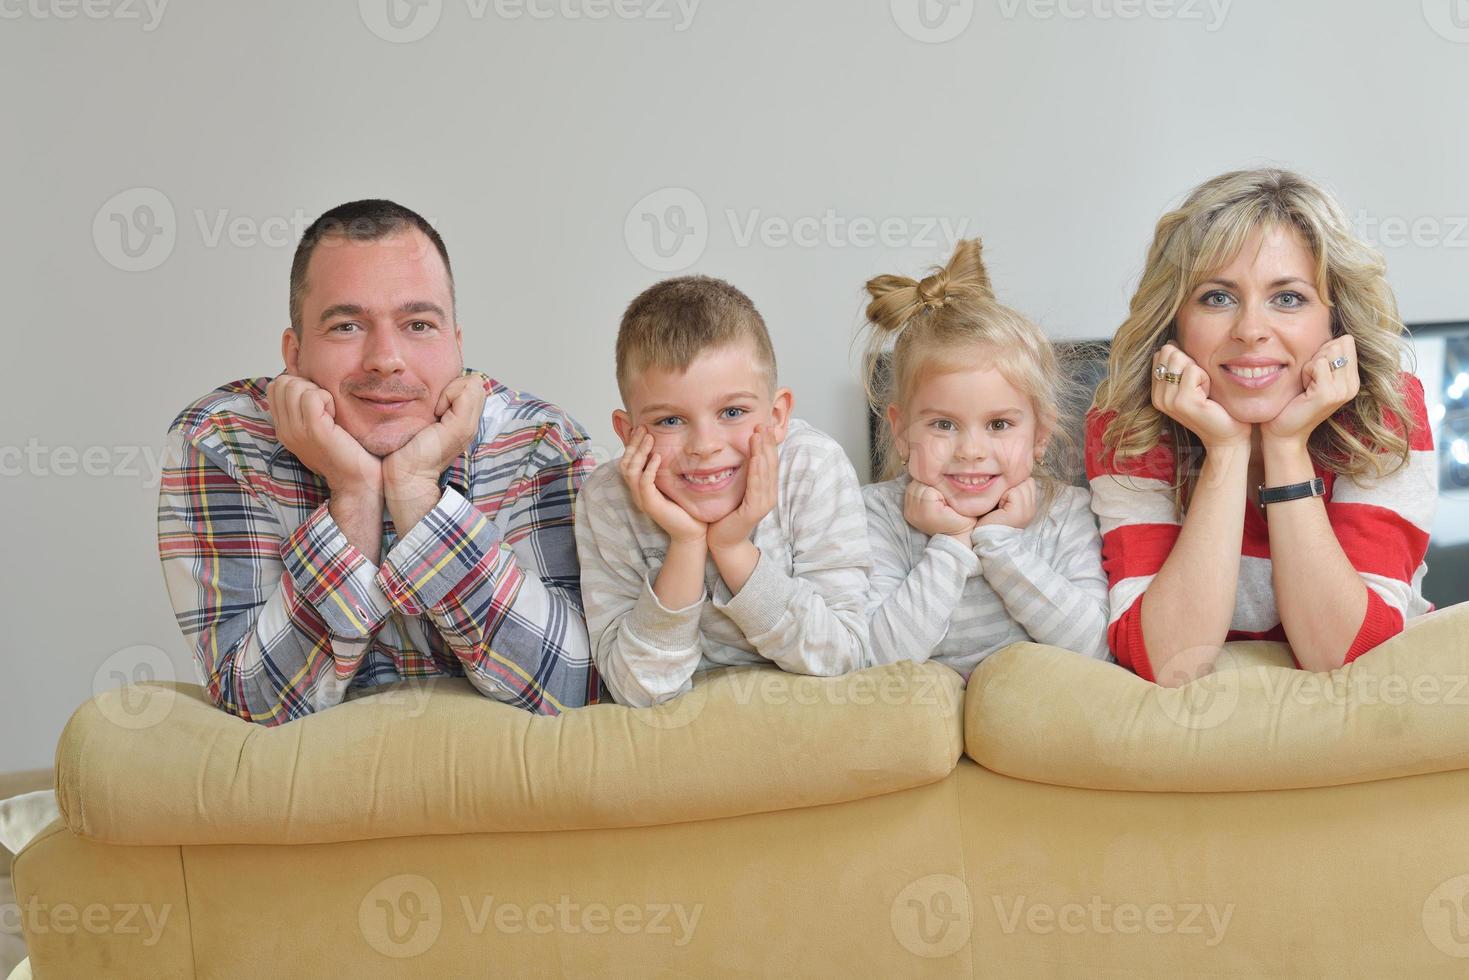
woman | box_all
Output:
[1087,168,1437,686]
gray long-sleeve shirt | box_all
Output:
[863,476,1113,677]
[575,419,872,707]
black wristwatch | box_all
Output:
[1257,478,1326,506]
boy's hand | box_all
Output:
[708,425,779,553]
[619,427,707,544]
[977,477,1038,530]
[903,480,977,540]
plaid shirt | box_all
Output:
[157,372,604,725]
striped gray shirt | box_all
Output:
[576,419,872,707]
[863,477,1112,677]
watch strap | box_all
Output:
[1257,477,1326,506]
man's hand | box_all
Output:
[707,425,778,553]
[619,427,708,545]
[383,373,488,534]
[903,480,977,540]
[267,375,382,493]
[1152,343,1252,452]
[267,374,384,562]
[1262,335,1360,449]
[977,477,1038,530]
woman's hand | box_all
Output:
[1151,343,1252,451]
[1263,335,1360,449]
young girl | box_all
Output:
[859,239,1112,676]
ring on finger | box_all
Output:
[1330,356,1348,371]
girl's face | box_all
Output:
[888,364,1048,519]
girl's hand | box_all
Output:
[977,477,1038,530]
[903,480,977,540]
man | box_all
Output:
[158,200,602,723]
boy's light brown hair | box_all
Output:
[615,276,778,403]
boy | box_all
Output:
[575,276,871,707]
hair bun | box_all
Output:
[864,238,993,334]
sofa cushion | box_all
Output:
[964,602,1469,791]
[55,660,964,845]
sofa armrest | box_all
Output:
[965,602,1469,792]
[56,661,964,845]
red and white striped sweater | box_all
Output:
[1084,372,1437,682]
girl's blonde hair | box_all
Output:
[1093,168,1416,515]
[859,239,1087,500]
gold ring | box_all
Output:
[1164,370,1182,385]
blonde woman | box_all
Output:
[1087,169,1436,686]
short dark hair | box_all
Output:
[289,199,454,333]
[615,276,777,402]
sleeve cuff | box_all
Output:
[1115,594,1155,683]
[970,523,1024,561]
[623,573,705,651]
[1344,588,1406,664]
[711,548,795,638]
[928,533,982,575]
[280,501,391,639]
[378,487,509,615]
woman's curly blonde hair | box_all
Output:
[1093,168,1416,514]
[859,239,1088,502]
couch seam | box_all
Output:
[949,765,978,978]
[176,845,200,977]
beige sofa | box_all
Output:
[12,602,1469,977]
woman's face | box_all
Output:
[1173,224,1335,425]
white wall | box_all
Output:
[3,0,1467,772]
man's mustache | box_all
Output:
[344,381,429,399]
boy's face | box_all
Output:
[613,340,793,525]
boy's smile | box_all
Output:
[613,340,792,525]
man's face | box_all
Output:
[283,228,463,457]
[613,340,793,525]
